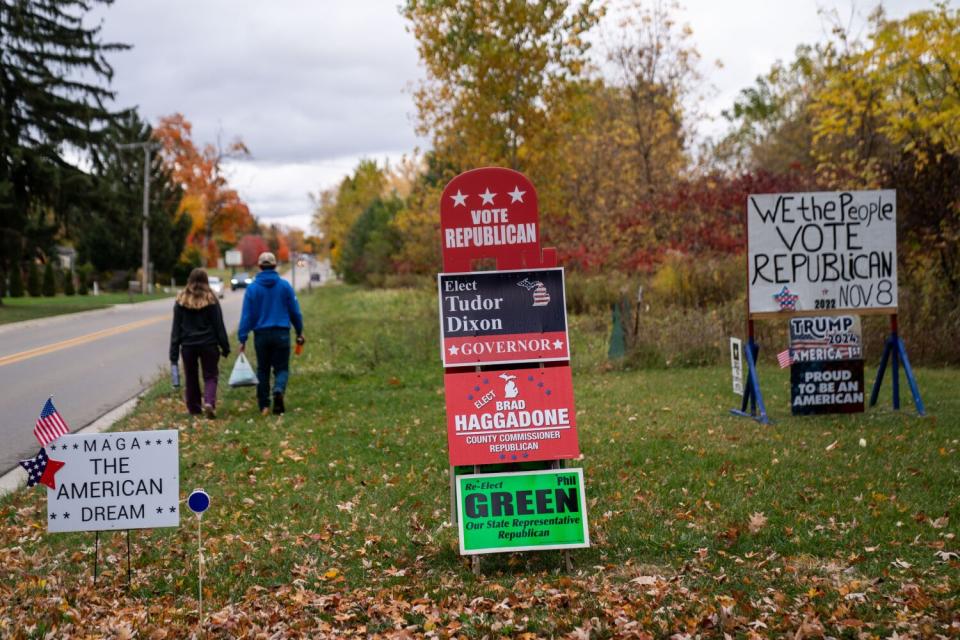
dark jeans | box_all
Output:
[181,345,220,414]
[253,328,290,410]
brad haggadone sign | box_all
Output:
[748,190,897,315]
[45,430,180,533]
[438,268,569,366]
[444,365,580,466]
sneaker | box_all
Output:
[272,391,285,415]
[203,403,216,419]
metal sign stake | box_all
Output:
[188,489,211,636]
[93,531,100,584]
[126,530,132,589]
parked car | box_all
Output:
[231,272,253,291]
[208,276,225,299]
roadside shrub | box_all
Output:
[42,263,57,296]
[647,253,743,308]
[103,270,131,292]
[63,270,76,296]
[76,267,89,295]
[27,261,41,296]
[382,273,434,290]
[611,253,960,369]
[565,271,639,316]
[9,266,24,297]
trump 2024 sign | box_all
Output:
[444,365,580,466]
[438,268,569,366]
[45,430,179,533]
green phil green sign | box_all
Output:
[456,468,590,555]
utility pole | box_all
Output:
[118,141,161,294]
[291,252,297,291]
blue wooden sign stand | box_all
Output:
[729,320,770,424]
[730,314,926,422]
[870,315,925,415]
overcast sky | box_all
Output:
[93,0,934,232]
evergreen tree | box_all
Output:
[9,264,24,297]
[76,265,89,295]
[78,112,190,273]
[27,261,41,296]
[0,0,128,272]
[42,262,56,296]
[64,269,75,295]
[340,196,404,285]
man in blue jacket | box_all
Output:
[238,252,305,415]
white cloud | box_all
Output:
[223,151,410,232]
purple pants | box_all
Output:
[181,345,220,414]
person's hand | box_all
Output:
[296,334,305,346]
[222,350,230,359]
[239,342,245,353]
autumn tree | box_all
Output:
[402,0,601,175]
[340,196,404,285]
[153,114,254,266]
[237,234,269,269]
[263,224,291,263]
[808,4,960,292]
[530,1,705,269]
[78,111,190,274]
[715,43,829,174]
[312,159,387,273]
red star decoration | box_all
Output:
[38,457,65,489]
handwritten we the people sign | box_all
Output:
[46,431,179,533]
[747,190,897,316]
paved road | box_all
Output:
[0,264,328,474]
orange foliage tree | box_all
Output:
[153,114,255,266]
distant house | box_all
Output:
[56,246,77,271]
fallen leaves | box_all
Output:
[747,512,768,534]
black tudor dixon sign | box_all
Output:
[438,268,569,366]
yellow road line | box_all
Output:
[0,314,167,368]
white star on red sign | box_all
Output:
[448,345,460,355]
[450,190,467,207]
[508,186,525,203]
[553,340,564,350]
[480,188,496,205]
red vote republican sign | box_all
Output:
[444,365,580,466]
[441,167,549,271]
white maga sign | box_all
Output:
[46,430,179,533]
[748,190,897,315]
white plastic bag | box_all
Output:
[229,353,258,387]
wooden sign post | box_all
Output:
[437,167,589,572]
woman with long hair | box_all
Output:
[169,268,230,417]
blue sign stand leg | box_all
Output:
[869,315,925,416]
[730,331,770,424]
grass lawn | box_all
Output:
[0,292,173,325]
[1,285,957,638]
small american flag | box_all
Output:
[777,349,794,369]
[34,397,69,447]
[18,448,64,489]
[531,282,550,307]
